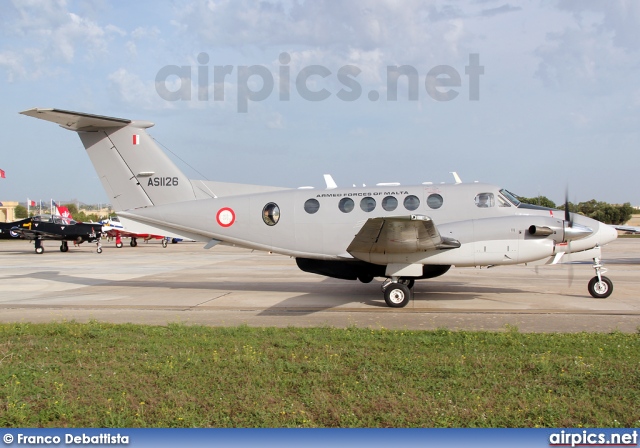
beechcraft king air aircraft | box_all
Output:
[20,108,619,307]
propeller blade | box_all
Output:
[564,187,571,227]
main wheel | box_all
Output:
[35,246,44,254]
[130,239,137,247]
[399,278,415,289]
[588,276,613,299]
[97,247,103,254]
[384,283,411,308]
[162,239,168,248]
[116,242,123,248]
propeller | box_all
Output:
[564,189,574,287]
[562,190,592,243]
[564,188,572,229]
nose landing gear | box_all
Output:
[588,257,612,299]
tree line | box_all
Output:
[14,203,104,222]
[517,196,635,225]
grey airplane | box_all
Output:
[21,108,619,307]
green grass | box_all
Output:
[0,322,638,428]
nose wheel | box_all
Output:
[588,257,612,298]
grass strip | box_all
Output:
[0,322,638,427]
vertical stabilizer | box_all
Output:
[20,108,196,211]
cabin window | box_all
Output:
[304,199,320,214]
[262,202,280,226]
[360,197,376,212]
[382,196,397,211]
[475,193,495,208]
[427,194,443,209]
[338,197,355,213]
[403,195,420,211]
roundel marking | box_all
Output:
[9,229,18,238]
[216,207,236,227]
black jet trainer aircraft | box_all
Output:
[0,214,103,254]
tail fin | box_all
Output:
[56,205,73,222]
[20,108,196,211]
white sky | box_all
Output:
[1,0,639,205]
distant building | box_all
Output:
[0,201,18,222]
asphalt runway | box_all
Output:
[0,238,639,332]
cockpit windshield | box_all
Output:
[499,189,521,207]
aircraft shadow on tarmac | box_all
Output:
[7,270,541,316]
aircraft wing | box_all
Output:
[9,227,66,241]
[102,224,163,240]
[346,215,460,261]
[612,225,640,234]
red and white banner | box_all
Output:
[133,134,140,145]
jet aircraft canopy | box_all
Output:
[32,215,76,225]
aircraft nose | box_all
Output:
[598,224,618,246]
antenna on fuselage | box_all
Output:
[450,172,462,184]
[323,174,338,190]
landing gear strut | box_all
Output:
[60,241,68,252]
[35,238,44,254]
[588,257,612,299]
[130,237,137,247]
[381,277,414,308]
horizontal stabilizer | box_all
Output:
[20,108,131,131]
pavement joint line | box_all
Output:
[0,304,638,316]
[188,292,232,309]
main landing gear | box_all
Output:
[381,277,416,308]
[60,241,68,252]
[35,238,44,254]
[588,257,612,299]
[130,237,138,247]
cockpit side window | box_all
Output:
[499,189,521,206]
[475,193,495,208]
[497,195,511,207]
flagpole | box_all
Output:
[27,198,30,215]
